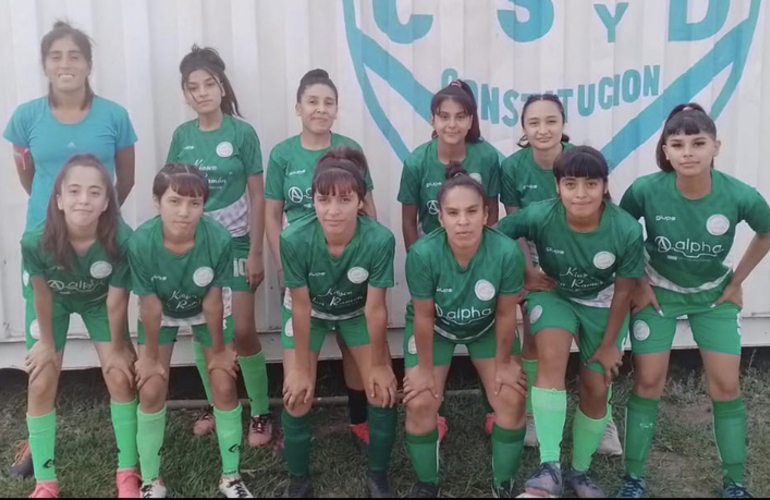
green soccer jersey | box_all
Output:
[166,114,263,237]
[265,133,374,224]
[397,139,501,235]
[500,142,572,208]
[280,213,395,319]
[21,219,133,305]
[620,170,770,293]
[405,227,525,343]
[129,216,233,319]
[498,199,644,307]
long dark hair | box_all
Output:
[313,147,368,207]
[180,45,242,117]
[655,103,717,172]
[431,80,481,143]
[42,155,120,269]
[41,22,95,110]
[518,94,570,148]
[553,146,611,200]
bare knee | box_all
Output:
[28,367,60,405]
[139,377,168,413]
[707,375,740,401]
[491,387,526,429]
[102,367,134,402]
[209,371,238,409]
[406,392,440,427]
[634,370,667,399]
[234,327,260,355]
[285,400,313,418]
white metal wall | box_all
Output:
[2,0,770,369]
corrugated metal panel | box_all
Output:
[2,0,770,367]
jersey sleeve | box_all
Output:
[615,221,645,279]
[114,105,138,150]
[500,156,520,208]
[739,187,770,234]
[484,147,501,198]
[128,236,155,296]
[496,207,532,241]
[3,105,32,148]
[264,147,286,201]
[368,230,396,289]
[20,233,46,277]
[397,159,420,205]
[619,182,644,220]
[211,236,233,289]
[405,245,435,300]
[499,243,525,295]
[166,127,182,163]
[280,233,308,288]
[240,122,264,176]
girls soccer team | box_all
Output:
[4,22,767,500]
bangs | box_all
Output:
[168,173,208,199]
[554,147,609,181]
[663,110,717,139]
[431,90,475,115]
[313,168,363,198]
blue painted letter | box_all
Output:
[498,0,554,43]
[669,0,729,41]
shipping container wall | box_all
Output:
[2,0,770,368]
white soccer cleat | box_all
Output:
[597,418,624,456]
[140,480,167,499]
[524,414,539,448]
[219,476,254,499]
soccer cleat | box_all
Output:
[409,482,440,498]
[366,471,394,498]
[564,470,606,498]
[350,422,370,445]
[524,415,539,448]
[116,469,142,498]
[523,462,563,498]
[219,476,254,499]
[247,415,274,447]
[493,479,517,498]
[193,405,216,436]
[284,474,313,498]
[10,440,34,479]
[722,481,752,499]
[140,480,167,499]
[615,475,647,499]
[29,481,59,499]
[596,419,623,456]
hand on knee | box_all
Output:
[102,367,136,402]
[284,400,312,418]
[406,392,440,433]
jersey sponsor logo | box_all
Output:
[309,272,327,277]
[436,287,453,293]
[407,335,417,355]
[469,173,483,184]
[151,275,168,282]
[654,236,723,259]
[426,200,439,215]
[559,267,603,290]
[529,305,543,324]
[288,169,307,176]
[216,141,234,158]
[30,320,41,340]
[655,215,677,222]
[347,267,369,284]
[183,145,195,150]
[288,186,312,204]
[193,267,215,287]
[474,279,496,301]
[425,181,442,188]
[169,290,201,311]
[707,214,730,236]
[521,184,538,191]
[632,320,651,342]
[90,261,113,279]
[47,279,101,294]
[435,303,493,323]
[317,287,359,309]
[593,251,616,270]
[546,246,565,255]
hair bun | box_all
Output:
[445,161,469,180]
[302,69,330,83]
[53,21,73,30]
[182,45,226,72]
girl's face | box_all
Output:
[523,100,565,151]
[155,187,205,240]
[44,36,91,94]
[296,84,338,135]
[439,186,487,248]
[314,186,362,236]
[184,69,224,116]
[57,166,109,229]
[431,98,472,147]
[662,132,720,178]
[558,176,607,220]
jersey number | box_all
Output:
[234,258,247,277]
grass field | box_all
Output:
[1,349,769,498]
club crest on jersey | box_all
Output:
[707,214,730,236]
[474,279,496,301]
[529,305,543,324]
[633,320,651,342]
[193,267,215,287]
[593,252,616,270]
[347,267,369,284]
[216,141,234,158]
[427,200,439,216]
[90,261,113,279]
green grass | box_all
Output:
[1,350,770,498]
